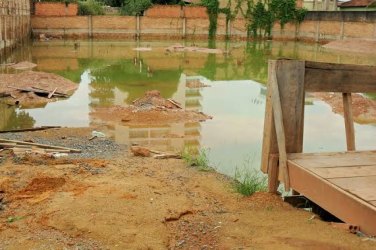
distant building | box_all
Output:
[338,0,376,10]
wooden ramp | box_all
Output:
[261,59,376,236]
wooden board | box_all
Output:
[288,151,376,168]
[329,176,376,201]
[310,165,376,179]
[305,61,376,93]
[288,160,376,236]
[371,201,376,206]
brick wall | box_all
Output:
[145,5,208,18]
[34,2,78,16]
[31,11,376,42]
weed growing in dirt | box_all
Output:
[234,168,267,196]
[181,147,212,172]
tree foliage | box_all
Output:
[120,0,152,16]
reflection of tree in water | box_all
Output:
[89,59,181,104]
[0,104,35,130]
[243,41,271,84]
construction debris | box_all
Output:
[0,71,77,107]
[0,138,81,157]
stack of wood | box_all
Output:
[0,139,81,157]
[6,86,69,99]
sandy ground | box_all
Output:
[312,92,376,124]
[322,40,376,55]
[0,71,78,108]
[0,128,375,249]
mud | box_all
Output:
[313,92,376,124]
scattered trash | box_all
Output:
[52,153,69,159]
[91,131,106,138]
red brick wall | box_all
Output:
[184,6,208,18]
[144,5,182,18]
[145,5,208,19]
[34,2,78,16]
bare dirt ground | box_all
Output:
[312,92,376,124]
[323,40,376,55]
[0,71,78,108]
[0,128,375,249]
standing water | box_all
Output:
[1,40,375,177]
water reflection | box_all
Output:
[1,40,376,176]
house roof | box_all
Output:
[339,0,376,7]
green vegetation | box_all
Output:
[234,167,267,196]
[78,0,105,15]
[120,0,152,16]
[182,147,213,172]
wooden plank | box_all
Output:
[270,65,290,190]
[0,139,81,153]
[48,87,58,99]
[288,160,376,236]
[261,59,305,174]
[289,151,376,168]
[305,61,376,93]
[329,176,376,201]
[342,93,355,151]
[370,201,376,206]
[310,165,376,179]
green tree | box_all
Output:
[120,0,152,15]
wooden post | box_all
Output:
[261,60,305,190]
[268,154,279,193]
[342,93,356,151]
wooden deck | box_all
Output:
[261,59,376,236]
[288,151,376,235]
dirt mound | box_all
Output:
[132,90,180,110]
[186,79,210,89]
[9,61,37,70]
[92,90,212,125]
[21,177,66,195]
[0,71,78,108]
[313,92,376,124]
[323,40,376,55]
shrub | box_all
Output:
[182,147,212,172]
[233,165,267,196]
[120,0,152,16]
[78,0,105,15]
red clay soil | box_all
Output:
[92,90,212,125]
[313,92,376,124]
[0,155,375,249]
[323,40,376,55]
[0,71,78,107]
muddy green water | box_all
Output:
[1,40,376,177]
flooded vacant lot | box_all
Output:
[1,40,375,176]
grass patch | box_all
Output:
[234,165,267,196]
[181,147,212,172]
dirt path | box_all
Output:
[0,130,374,249]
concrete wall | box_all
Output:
[31,11,376,42]
[0,0,31,57]
[34,3,78,17]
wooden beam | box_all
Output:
[270,67,290,190]
[342,93,356,151]
[305,61,376,93]
[268,154,280,194]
